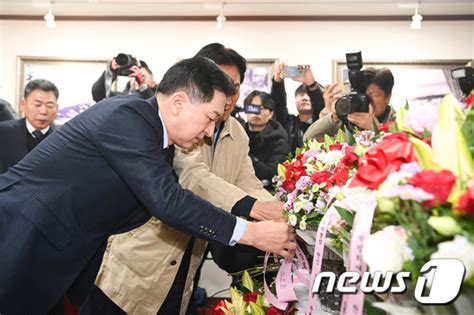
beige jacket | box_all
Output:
[303,106,396,142]
[95,117,274,315]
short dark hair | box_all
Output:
[244,90,275,111]
[156,56,236,104]
[295,84,309,97]
[194,43,247,84]
[24,79,59,100]
[364,67,394,96]
[139,60,153,75]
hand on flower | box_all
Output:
[323,83,343,123]
[250,200,285,222]
[347,104,379,130]
[273,60,286,83]
[128,66,146,86]
[293,64,316,87]
[239,221,296,258]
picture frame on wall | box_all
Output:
[17,56,108,126]
[332,59,471,110]
[237,58,276,108]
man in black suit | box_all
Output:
[0,57,295,315]
[0,79,59,174]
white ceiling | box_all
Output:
[0,0,473,17]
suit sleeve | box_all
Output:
[91,71,107,102]
[92,104,237,245]
[303,113,343,142]
[270,79,289,126]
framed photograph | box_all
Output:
[333,59,471,110]
[237,58,276,108]
[17,56,108,125]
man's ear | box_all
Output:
[269,111,274,119]
[169,91,187,116]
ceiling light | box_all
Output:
[410,7,423,30]
[44,7,56,29]
[216,2,226,29]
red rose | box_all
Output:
[341,145,359,167]
[379,122,393,133]
[408,170,456,207]
[350,133,415,189]
[458,186,474,217]
[243,292,258,303]
[329,143,343,151]
[292,160,306,181]
[266,306,285,315]
[212,300,229,315]
[331,166,349,186]
[310,171,332,185]
[282,179,296,191]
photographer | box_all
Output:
[91,54,157,102]
[244,90,291,191]
[271,62,325,153]
[304,67,396,141]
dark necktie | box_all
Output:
[32,130,44,139]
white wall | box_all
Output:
[0,18,472,297]
[1,19,473,114]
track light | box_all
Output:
[216,2,226,29]
[44,7,56,29]
[410,7,423,30]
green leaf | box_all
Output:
[242,270,254,292]
[372,118,380,135]
[324,134,335,151]
[345,125,356,145]
[335,206,354,227]
[248,302,266,315]
[364,295,386,315]
[336,129,346,143]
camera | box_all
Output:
[335,51,369,125]
[115,53,140,76]
[451,66,473,97]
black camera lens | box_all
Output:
[115,53,131,67]
[335,96,352,118]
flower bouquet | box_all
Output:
[262,93,474,315]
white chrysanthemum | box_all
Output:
[299,218,307,231]
[431,235,474,280]
[288,214,298,227]
[362,226,414,274]
[318,150,344,167]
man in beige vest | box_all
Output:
[80,44,285,315]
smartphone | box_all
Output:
[244,104,262,114]
[281,66,305,79]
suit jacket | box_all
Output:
[0,118,55,174]
[95,117,274,315]
[0,94,237,315]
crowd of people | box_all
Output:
[0,43,398,315]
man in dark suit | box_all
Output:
[0,79,59,174]
[0,57,295,315]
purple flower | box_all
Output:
[296,176,312,191]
